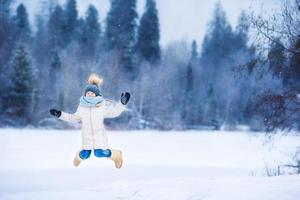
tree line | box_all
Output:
[0,0,299,133]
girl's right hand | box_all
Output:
[50,109,62,117]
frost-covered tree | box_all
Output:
[251,36,300,133]
[249,1,300,133]
[181,62,194,128]
[234,11,249,51]
[268,39,287,80]
[191,40,198,59]
[78,5,101,60]
[180,40,199,128]
[49,5,65,49]
[0,0,14,59]
[49,51,64,108]
[3,45,36,126]
[14,3,31,43]
[201,1,234,69]
[289,37,300,89]
[198,6,258,129]
[0,0,15,118]
[136,0,161,64]
[63,0,78,46]
[225,11,254,126]
[104,0,138,78]
[200,1,235,127]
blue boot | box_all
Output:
[94,149,111,158]
[73,150,91,167]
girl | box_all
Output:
[50,74,130,169]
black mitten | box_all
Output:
[50,109,62,117]
[121,92,131,105]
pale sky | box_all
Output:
[15,0,281,47]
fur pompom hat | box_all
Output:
[84,74,103,96]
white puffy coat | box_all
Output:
[59,99,126,150]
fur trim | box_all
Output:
[88,73,103,86]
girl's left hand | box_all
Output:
[121,92,131,105]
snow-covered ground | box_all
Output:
[0,129,299,200]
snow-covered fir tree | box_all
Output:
[49,50,64,109]
[105,0,138,79]
[200,1,235,127]
[48,5,65,49]
[0,0,16,120]
[62,0,78,47]
[136,0,161,65]
[14,3,31,43]
[78,4,101,61]
[3,45,36,126]
[181,62,194,128]
[180,40,198,128]
[201,2,234,69]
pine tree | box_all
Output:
[0,0,15,119]
[203,85,221,129]
[63,0,78,46]
[79,5,101,59]
[105,0,123,50]
[49,5,65,49]
[14,3,31,43]
[4,45,35,126]
[136,0,161,64]
[49,50,64,108]
[181,40,198,128]
[200,1,234,128]
[233,10,257,73]
[181,62,194,128]
[0,0,14,53]
[191,40,198,61]
[105,0,138,78]
[228,10,253,125]
[234,11,249,50]
[201,1,234,68]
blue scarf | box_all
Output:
[80,96,104,107]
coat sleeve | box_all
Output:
[104,99,126,118]
[58,105,82,123]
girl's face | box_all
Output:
[86,91,96,97]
